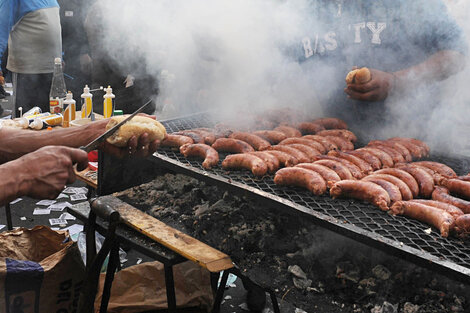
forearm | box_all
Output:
[0,159,30,206]
[0,120,107,164]
[393,50,466,91]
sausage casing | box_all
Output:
[230,132,271,151]
[279,137,327,154]
[363,174,413,200]
[395,165,435,198]
[362,178,402,204]
[303,135,339,152]
[313,155,364,179]
[373,168,419,198]
[410,199,463,219]
[412,161,457,178]
[328,150,373,174]
[180,143,219,169]
[366,143,405,164]
[432,186,470,214]
[274,125,302,138]
[222,153,268,176]
[296,163,341,188]
[348,149,382,171]
[312,117,348,130]
[162,134,194,148]
[212,138,255,153]
[356,147,394,168]
[330,180,390,211]
[285,144,321,161]
[264,150,298,167]
[274,167,327,195]
[296,122,325,135]
[252,130,287,144]
[440,178,470,200]
[316,129,357,143]
[270,145,310,163]
[324,136,354,151]
[249,151,280,173]
[314,159,354,180]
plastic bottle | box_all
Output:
[23,106,41,116]
[63,91,76,127]
[80,85,93,119]
[103,85,115,118]
[49,58,67,114]
[29,114,63,130]
[17,112,51,128]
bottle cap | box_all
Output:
[113,110,123,115]
[104,85,115,98]
[54,57,62,64]
[29,119,43,130]
[83,85,90,94]
[47,126,53,131]
[65,91,73,100]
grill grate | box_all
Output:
[157,113,470,274]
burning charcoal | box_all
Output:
[370,301,398,313]
[336,261,360,283]
[288,265,308,280]
[402,302,420,313]
[293,277,312,290]
[372,265,391,281]
[193,202,211,216]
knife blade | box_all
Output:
[80,99,153,153]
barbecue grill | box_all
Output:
[97,112,470,285]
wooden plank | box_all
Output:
[101,196,234,272]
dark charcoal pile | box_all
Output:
[116,173,470,313]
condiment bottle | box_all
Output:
[103,85,115,118]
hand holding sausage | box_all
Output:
[345,68,395,102]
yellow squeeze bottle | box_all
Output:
[80,85,93,119]
[63,91,76,127]
[103,86,115,118]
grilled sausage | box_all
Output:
[412,161,457,178]
[274,125,302,138]
[440,178,470,200]
[328,150,373,174]
[264,150,298,167]
[162,134,194,148]
[432,186,470,214]
[395,163,442,185]
[454,214,470,237]
[372,168,419,198]
[390,201,454,237]
[316,129,357,143]
[356,147,394,168]
[366,143,405,164]
[212,138,255,153]
[295,163,341,188]
[363,174,413,200]
[386,138,424,159]
[229,132,271,151]
[252,130,287,144]
[175,131,205,143]
[296,122,325,135]
[458,175,470,182]
[302,135,339,152]
[270,145,310,163]
[279,138,327,154]
[395,165,435,198]
[249,151,280,173]
[222,153,268,176]
[330,180,390,211]
[180,143,219,169]
[348,150,382,171]
[313,159,354,180]
[388,137,430,157]
[312,117,348,130]
[274,167,327,195]
[369,140,412,162]
[324,136,354,151]
[312,155,364,179]
[285,144,321,161]
[410,199,463,219]
[189,129,217,145]
[362,178,402,204]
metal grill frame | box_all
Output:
[99,112,470,284]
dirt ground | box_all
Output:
[116,172,470,313]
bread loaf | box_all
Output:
[345,67,371,84]
[106,115,167,147]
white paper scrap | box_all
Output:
[56,193,69,199]
[0,225,5,231]
[62,187,77,194]
[36,199,56,206]
[48,202,72,211]
[62,224,83,236]
[33,208,51,215]
[10,198,22,204]
[70,194,87,201]
[59,213,76,221]
[49,218,67,226]
[136,258,142,265]
[74,187,89,194]
[71,201,90,211]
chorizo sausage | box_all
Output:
[222,153,268,176]
[249,151,280,173]
[362,178,402,204]
[330,180,390,211]
[279,137,327,154]
[388,137,430,157]
[386,138,424,159]
[264,150,298,167]
[212,138,255,153]
[348,150,382,171]
[432,186,470,214]
[454,214,470,237]
[366,143,405,164]
[395,165,435,198]
[363,174,413,200]
[175,131,205,143]
[285,144,321,161]
[412,161,457,178]
[270,145,310,163]
[162,134,194,148]
[410,199,463,219]
[440,178,470,200]
[229,132,271,151]
[252,130,287,144]
[324,136,354,151]
[316,129,357,143]
[180,143,219,169]
[312,155,364,179]
[274,167,327,195]
[390,201,454,237]
[296,122,325,135]
[313,159,354,180]
[328,150,373,174]
[312,117,348,130]
[395,163,442,185]
[302,135,339,152]
[369,140,412,162]
[274,125,302,138]
[372,168,419,198]
[356,147,394,168]
[295,163,341,188]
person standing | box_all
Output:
[0,0,62,116]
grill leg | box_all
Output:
[164,265,177,313]
[211,270,230,313]
[5,203,12,230]
[99,240,120,313]
[269,289,281,313]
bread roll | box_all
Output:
[106,115,167,147]
[345,67,371,84]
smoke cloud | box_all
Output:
[94,0,469,156]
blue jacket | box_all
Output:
[0,0,59,70]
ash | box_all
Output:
[116,173,470,312]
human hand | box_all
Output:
[344,68,395,102]
[86,115,162,158]
[18,146,89,199]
